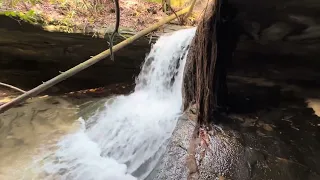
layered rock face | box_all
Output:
[223,0,320,91]
[0,15,150,93]
[149,1,320,180]
[229,0,320,68]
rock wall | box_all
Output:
[151,1,320,179]
[0,15,151,93]
[229,0,320,57]
[226,0,320,87]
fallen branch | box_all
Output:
[184,0,197,20]
[0,82,26,93]
[0,2,196,113]
[162,0,183,25]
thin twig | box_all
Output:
[184,0,197,20]
[0,82,26,93]
[81,0,95,17]
[162,1,184,25]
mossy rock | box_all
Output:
[0,10,43,24]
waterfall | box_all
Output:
[36,27,196,180]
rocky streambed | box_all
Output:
[1,0,320,178]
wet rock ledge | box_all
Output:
[148,78,320,180]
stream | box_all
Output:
[2,15,320,180]
[9,27,196,180]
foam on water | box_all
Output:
[36,27,196,180]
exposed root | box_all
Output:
[183,0,221,126]
[109,0,120,61]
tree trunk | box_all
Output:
[183,0,238,126]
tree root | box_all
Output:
[183,0,220,126]
[109,0,120,61]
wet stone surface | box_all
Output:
[151,53,320,179]
[0,95,80,179]
[151,80,320,180]
[0,81,134,179]
[146,116,196,180]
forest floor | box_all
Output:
[0,0,196,32]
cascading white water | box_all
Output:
[36,27,196,180]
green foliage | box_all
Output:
[6,0,41,6]
[26,0,41,5]
[1,10,38,24]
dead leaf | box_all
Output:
[263,124,273,131]
[0,97,13,103]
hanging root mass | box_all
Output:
[183,0,221,126]
[109,0,120,61]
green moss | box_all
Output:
[1,10,38,24]
[1,0,41,6]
